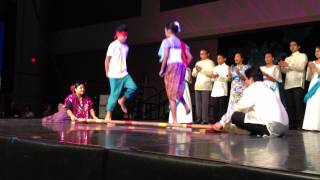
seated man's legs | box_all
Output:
[231,112,270,136]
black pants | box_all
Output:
[195,91,210,123]
[212,96,228,124]
[285,87,305,129]
[231,112,270,136]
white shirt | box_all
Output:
[211,63,229,97]
[192,59,215,91]
[260,65,282,97]
[281,51,308,90]
[168,48,183,64]
[306,61,320,81]
[260,65,282,84]
[106,40,129,78]
[221,82,289,136]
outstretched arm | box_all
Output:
[90,109,98,119]
[67,110,77,121]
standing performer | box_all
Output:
[65,82,98,121]
[211,54,230,123]
[192,49,215,124]
[278,40,308,129]
[260,52,282,98]
[169,67,193,124]
[226,52,249,113]
[303,45,320,131]
[159,21,193,125]
[104,25,137,121]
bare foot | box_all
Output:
[104,117,115,126]
[105,111,112,122]
[118,98,128,113]
[172,121,179,127]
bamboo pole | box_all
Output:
[75,119,216,130]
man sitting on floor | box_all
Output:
[213,67,289,137]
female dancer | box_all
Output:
[303,45,320,131]
[64,82,98,121]
[260,52,282,98]
[159,21,193,124]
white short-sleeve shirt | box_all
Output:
[211,63,229,97]
[106,40,129,78]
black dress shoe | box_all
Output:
[201,121,208,125]
[195,120,201,124]
[289,125,299,130]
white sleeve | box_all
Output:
[185,68,192,83]
[274,65,282,83]
[192,62,199,77]
[106,43,114,57]
[306,66,313,81]
[219,111,233,126]
[162,39,170,49]
[234,89,255,112]
[158,41,165,57]
[217,66,229,82]
[281,58,290,73]
[288,54,308,72]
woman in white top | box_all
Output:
[213,67,289,137]
[169,68,193,124]
[303,45,320,131]
[260,52,282,98]
[159,21,193,125]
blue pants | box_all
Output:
[106,74,137,111]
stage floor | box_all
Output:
[0,118,319,177]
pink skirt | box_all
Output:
[164,63,186,100]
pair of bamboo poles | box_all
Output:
[75,119,216,130]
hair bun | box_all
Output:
[174,21,181,33]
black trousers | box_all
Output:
[231,112,270,136]
[212,96,228,124]
[285,87,305,129]
[195,91,211,123]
